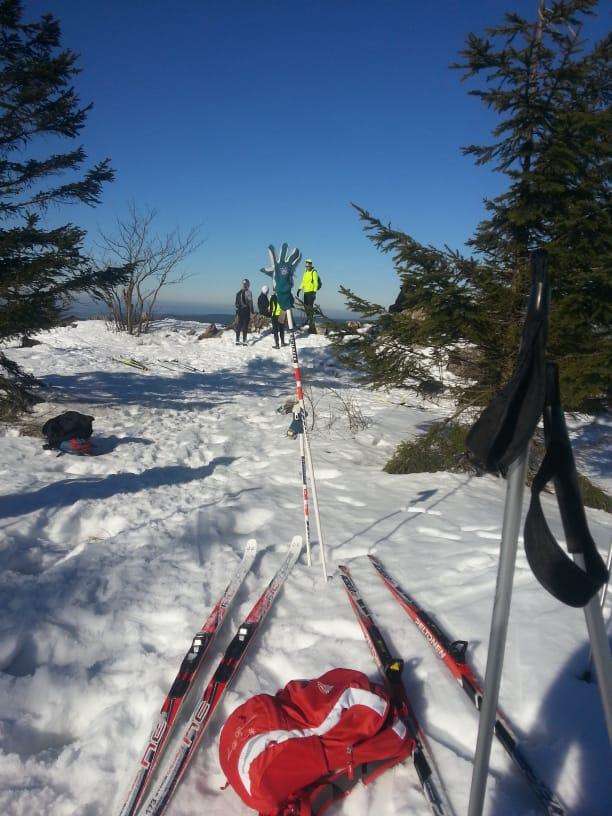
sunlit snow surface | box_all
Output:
[0,319,610,815]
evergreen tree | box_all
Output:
[335,210,484,398]
[333,0,611,411]
[0,0,128,414]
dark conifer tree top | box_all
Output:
[0,0,129,413]
[332,0,610,412]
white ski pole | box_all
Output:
[468,255,549,816]
[581,537,612,683]
[286,307,328,581]
[290,407,312,567]
[467,448,530,816]
[575,548,612,741]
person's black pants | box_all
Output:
[236,309,250,342]
[271,315,285,346]
[303,292,316,331]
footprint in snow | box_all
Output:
[474,530,502,541]
[455,553,498,572]
[335,496,366,507]
[416,525,462,541]
[312,468,342,480]
[404,505,442,516]
[461,524,500,533]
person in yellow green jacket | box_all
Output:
[297,259,322,334]
[269,290,288,349]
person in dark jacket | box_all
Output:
[234,278,254,345]
[258,284,271,316]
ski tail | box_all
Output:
[369,555,567,816]
[157,359,203,374]
[338,565,451,816]
[156,361,178,373]
[144,536,303,816]
[117,540,257,816]
[114,357,149,371]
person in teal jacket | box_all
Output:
[297,259,321,334]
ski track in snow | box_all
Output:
[0,319,610,816]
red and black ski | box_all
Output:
[339,565,451,816]
[144,536,303,816]
[117,539,257,816]
[369,555,566,816]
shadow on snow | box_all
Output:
[0,456,236,520]
[39,352,355,412]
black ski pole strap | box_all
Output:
[524,363,609,608]
[466,249,549,474]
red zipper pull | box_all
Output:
[346,745,354,780]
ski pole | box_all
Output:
[288,409,312,567]
[536,361,612,742]
[467,448,531,816]
[286,307,328,582]
[581,537,612,683]
[468,255,549,816]
[575,547,612,741]
[299,424,312,567]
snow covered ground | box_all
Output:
[0,318,610,816]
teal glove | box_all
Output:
[260,243,301,310]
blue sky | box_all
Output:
[24,1,610,317]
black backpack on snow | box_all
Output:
[42,411,94,449]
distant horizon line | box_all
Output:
[72,301,359,322]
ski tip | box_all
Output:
[245,538,258,556]
[290,535,303,554]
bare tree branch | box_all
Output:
[96,202,203,334]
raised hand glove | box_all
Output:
[260,243,301,310]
